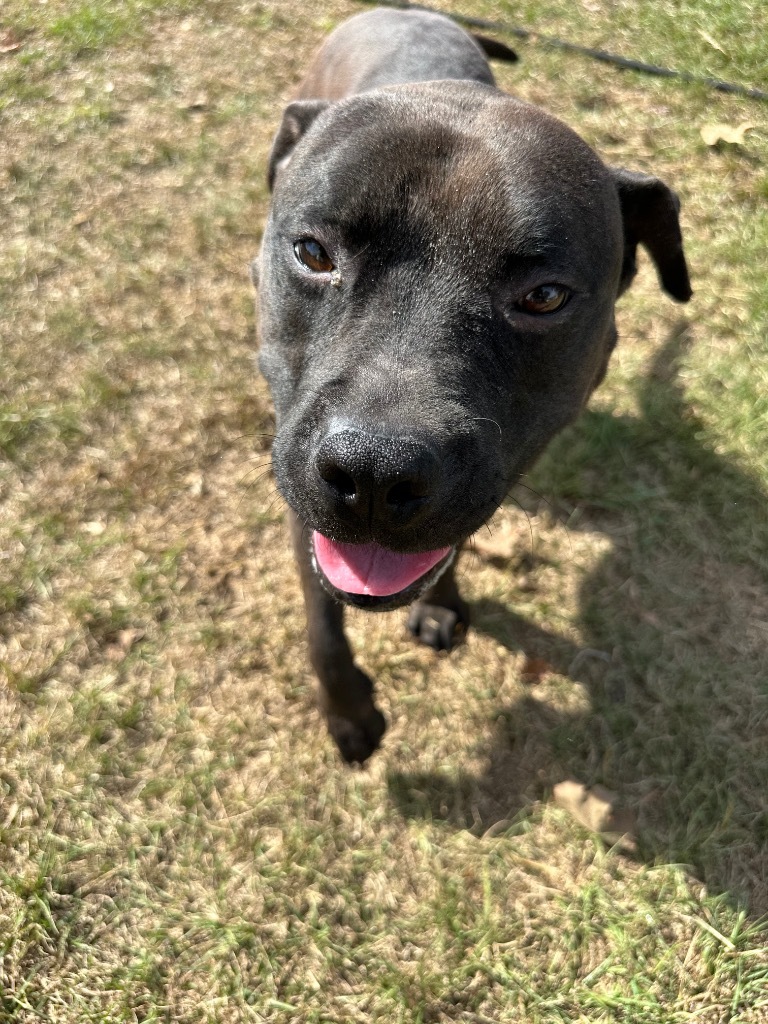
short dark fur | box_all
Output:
[255,8,691,764]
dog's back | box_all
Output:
[293,8,513,100]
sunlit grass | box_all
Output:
[1,0,767,1019]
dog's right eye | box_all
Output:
[516,284,571,315]
[294,238,334,273]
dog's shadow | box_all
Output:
[388,322,768,912]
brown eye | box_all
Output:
[294,238,334,273]
[517,284,571,315]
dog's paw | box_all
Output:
[407,600,470,652]
[327,705,387,765]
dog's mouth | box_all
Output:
[312,531,454,609]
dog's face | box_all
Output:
[257,82,690,610]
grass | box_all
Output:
[1,0,768,1019]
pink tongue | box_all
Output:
[313,532,451,597]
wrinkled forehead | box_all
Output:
[279,84,622,273]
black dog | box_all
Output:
[254,8,691,764]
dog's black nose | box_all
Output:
[315,428,440,528]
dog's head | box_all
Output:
[255,81,690,609]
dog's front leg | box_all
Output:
[407,557,471,652]
[289,511,386,764]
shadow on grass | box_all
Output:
[388,322,768,913]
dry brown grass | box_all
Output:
[1,0,767,1019]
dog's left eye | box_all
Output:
[294,238,334,273]
[516,284,571,315]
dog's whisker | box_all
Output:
[472,416,503,439]
[238,464,275,486]
[458,537,480,579]
[509,496,535,552]
[516,479,560,517]
[349,239,373,261]
[235,478,279,514]
[235,470,277,512]
[516,480,574,554]
[240,456,274,472]
[265,491,288,518]
[226,431,276,445]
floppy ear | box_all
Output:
[267,99,330,190]
[612,167,692,302]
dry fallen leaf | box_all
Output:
[187,472,205,497]
[701,122,754,147]
[117,627,144,650]
[697,29,726,54]
[553,779,637,845]
[520,655,553,683]
[81,520,106,536]
[0,28,22,54]
[180,92,209,112]
[105,628,145,661]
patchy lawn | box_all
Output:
[1,0,767,1020]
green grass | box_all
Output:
[494,0,768,88]
[1,0,768,1020]
[10,0,197,52]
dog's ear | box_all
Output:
[267,100,330,190]
[611,167,692,302]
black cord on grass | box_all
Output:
[361,0,768,102]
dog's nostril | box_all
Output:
[386,480,420,508]
[315,429,439,522]
[320,464,357,499]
